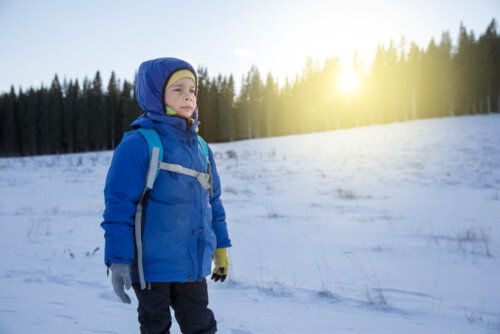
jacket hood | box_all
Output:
[135,57,198,120]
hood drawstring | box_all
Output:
[186,118,195,144]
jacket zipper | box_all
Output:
[187,119,199,279]
[185,119,204,280]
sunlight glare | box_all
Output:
[338,68,359,93]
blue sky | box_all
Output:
[0,0,498,93]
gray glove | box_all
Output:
[110,263,132,304]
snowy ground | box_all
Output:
[1,114,499,333]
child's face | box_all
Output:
[164,77,197,119]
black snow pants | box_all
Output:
[132,279,217,334]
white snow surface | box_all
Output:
[1,114,499,333]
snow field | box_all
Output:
[0,114,499,333]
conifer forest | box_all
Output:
[1,21,499,157]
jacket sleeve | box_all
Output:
[208,146,232,248]
[101,133,149,266]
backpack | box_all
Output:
[121,127,213,290]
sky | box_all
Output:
[0,0,498,94]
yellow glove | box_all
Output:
[211,248,229,282]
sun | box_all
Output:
[338,68,359,93]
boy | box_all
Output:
[101,57,231,334]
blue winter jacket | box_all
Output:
[101,58,231,283]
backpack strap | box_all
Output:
[121,128,163,189]
[158,161,211,190]
[121,128,163,290]
[137,128,163,188]
[197,136,209,169]
[197,135,213,196]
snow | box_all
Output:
[1,114,499,333]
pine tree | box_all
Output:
[320,57,341,129]
[23,88,38,155]
[454,23,476,116]
[64,80,79,153]
[6,87,19,155]
[75,78,90,152]
[438,32,454,117]
[196,67,211,140]
[407,42,422,120]
[198,77,220,142]
[15,89,29,156]
[16,88,26,155]
[262,73,277,137]
[48,75,64,153]
[422,38,439,118]
[217,75,235,142]
[478,19,499,114]
[384,41,399,123]
[370,45,386,125]
[121,79,138,133]
[107,72,122,148]
[36,86,50,154]
[300,57,317,132]
[0,87,19,156]
[247,66,263,138]
[88,71,105,150]
[235,73,251,140]
[226,75,236,140]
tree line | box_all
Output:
[1,20,499,157]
